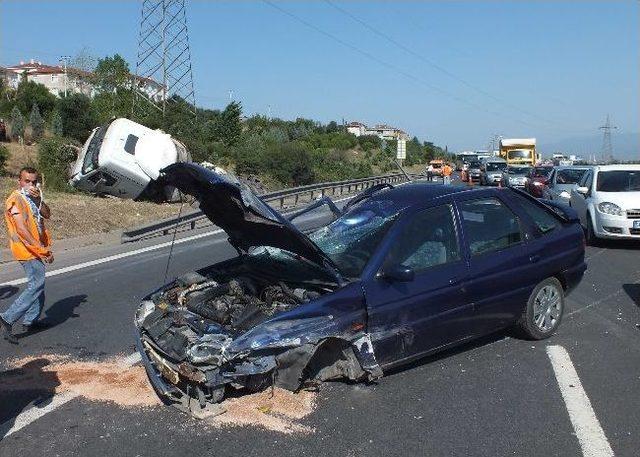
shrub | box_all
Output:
[38,137,78,191]
[50,110,63,136]
[0,144,8,175]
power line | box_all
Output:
[262,0,540,128]
[324,0,561,128]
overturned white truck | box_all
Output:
[69,118,191,201]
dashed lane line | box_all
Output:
[546,345,614,457]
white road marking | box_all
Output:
[0,229,224,287]
[546,345,614,457]
[0,191,371,287]
[0,351,142,439]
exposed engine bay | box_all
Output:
[135,253,381,415]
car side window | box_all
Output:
[509,192,561,234]
[384,205,460,272]
[459,198,523,256]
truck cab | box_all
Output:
[69,118,191,201]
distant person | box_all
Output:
[442,163,453,185]
[426,164,434,182]
[1,167,53,344]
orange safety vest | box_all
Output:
[5,190,51,261]
[443,165,453,177]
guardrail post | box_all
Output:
[294,194,299,205]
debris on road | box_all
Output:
[209,387,316,434]
[1,354,160,407]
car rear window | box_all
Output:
[556,168,586,184]
[509,191,561,234]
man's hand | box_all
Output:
[27,186,41,199]
[43,253,54,264]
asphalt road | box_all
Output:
[1,182,639,456]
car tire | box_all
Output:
[516,277,564,340]
[585,214,598,246]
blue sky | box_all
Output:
[1,1,637,153]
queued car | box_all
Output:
[569,164,640,243]
[480,159,508,186]
[501,166,532,188]
[134,163,587,416]
[541,166,591,205]
[524,166,554,198]
[461,161,482,183]
[429,159,444,177]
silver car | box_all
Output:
[542,166,592,204]
[501,166,532,188]
[480,160,507,186]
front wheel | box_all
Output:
[585,214,599,246]
[516,277,564,340]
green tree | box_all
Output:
[15,80,57,117]
[50,110,63,136]
[213,101,242,146]
[93,54,130,93]
[10,106,25,140]
[29,103,45,141]
[38,137,78,191]
[57,93,95,141]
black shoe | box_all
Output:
[1,316,18,344]
[22,320,51,332]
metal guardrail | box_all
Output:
[121,172,413,243]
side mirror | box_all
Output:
[381,264,415,282]
[576,186,589,196]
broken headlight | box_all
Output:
[135,300,156,327]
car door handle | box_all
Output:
[529,254,541,263]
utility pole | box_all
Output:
[59,55,70,97]
[228,89,233,101]
[134,0,196,117]
[599,114,617,163]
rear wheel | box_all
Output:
[516,277,564,340]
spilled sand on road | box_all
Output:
[210,387,316,434]
[1,354,318,434]
[1,354,159,407]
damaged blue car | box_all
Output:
[135,163,586,416]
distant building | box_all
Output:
[1,59,164,101]
[347,121,409,141]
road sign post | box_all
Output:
[397,139,406,167]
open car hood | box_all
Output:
[159,163,343,281]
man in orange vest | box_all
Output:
[1,167,53,344]
[442,163,453,185]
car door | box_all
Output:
[363,202,471,366]
[454,192,534,336]
[570,170,593,225]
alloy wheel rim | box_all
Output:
[533,285,561,332]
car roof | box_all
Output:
[594,164,640,171]
[555,165,592,170]
[367,182,476,208]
